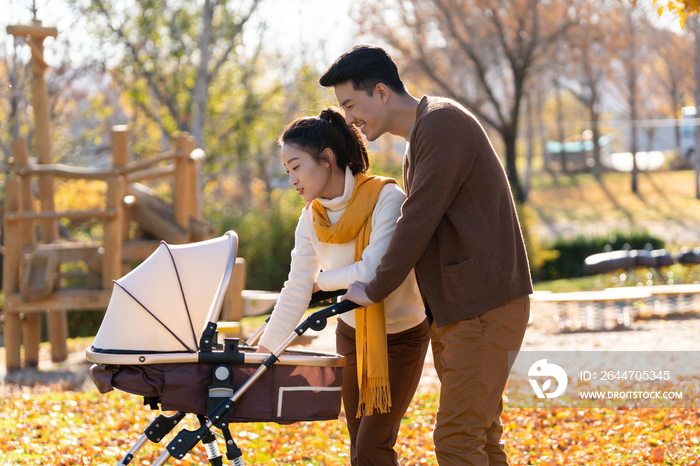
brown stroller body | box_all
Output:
[86,231,357,465]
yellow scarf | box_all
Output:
[311,172,397,417]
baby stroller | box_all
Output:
[86,231,357,465]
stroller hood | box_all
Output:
[91,233,237,354]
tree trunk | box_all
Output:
[504,130,525,203]
[555,80,567,174]
[694,15,700,199]
[190,0,214,220]
[631,113,639,192]
[524,94,534,198]
[191,0,213,151]
[675,109,681,155]
[672,85,682,155]
[537,88,548,172]
[645,126,656,153]
[628,28,639,192]
[590,105,601,178]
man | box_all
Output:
[320,44,533,466]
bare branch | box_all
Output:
[488,3,517,67]
[92,0,180,132]
[432,0,508,129]
[109,70,172,138]
[209,0,261,82]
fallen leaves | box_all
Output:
[1,386,699,465]
[501,407,700,465]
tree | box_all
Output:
[1,8,107,168]
[609,0,651,193]
[654,0,700,28]
[0,38,29,161]
[355,0,578,202]
[651,27,693,154]
[77,0,261,149]
[693,14,700,199]
[75,0,262,214]
[559,1,620,178]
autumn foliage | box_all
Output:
[2,386,700,465]
[654,0,700,27]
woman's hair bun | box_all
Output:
[319,109,334,121]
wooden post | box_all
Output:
[112,125,130,241]
[8,21,67,362]
[12,139,41,367]
[221,258,246,322]
[46,309,68,362]
[173,133,191,237]
[111,125,129,168]
[20,20,59,243]
[103,176,125,290]
[13,139,36,243]
[2,176,23,371]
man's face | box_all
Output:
[334,81,388,142]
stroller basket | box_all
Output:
[90,350,343,424]
[85,231,357,465]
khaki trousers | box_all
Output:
[336,318,431,466]
[431,296,530,466]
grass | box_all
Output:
[527,169,700,240]
[533,275,606,293]
[533,263,698,293]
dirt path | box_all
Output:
[4,305,698,396]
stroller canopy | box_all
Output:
[92,232,237,354]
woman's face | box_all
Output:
[281,144,336,202]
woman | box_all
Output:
[257,108,429,466]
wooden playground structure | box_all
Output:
[1,21,247,372]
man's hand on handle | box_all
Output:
[341,281,377,308]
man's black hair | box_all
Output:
[319,44,407,96]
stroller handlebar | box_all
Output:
[296,291,358,335]
[309,289,347,305]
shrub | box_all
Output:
[218,189,303,291]
[516,203,560,282]
[68,310,105,338]
[535,228,665,282]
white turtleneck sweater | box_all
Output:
[258,167,426,352]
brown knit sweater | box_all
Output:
[365,96,533,327]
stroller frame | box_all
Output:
[86,231,357,466]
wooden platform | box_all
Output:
[532,285,700,332]
[531,288,652,331]
[4,290,112,314]
[606,284,700,317]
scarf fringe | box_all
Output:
[356,376,392,418]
